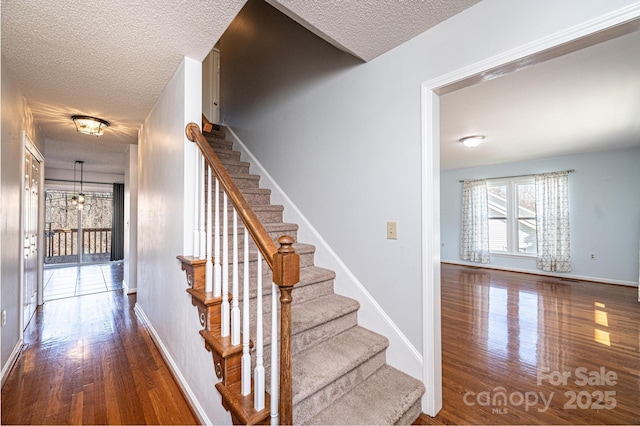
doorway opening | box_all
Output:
[44,190,114,265]
[43,189,123,301]
[421,8,640,419]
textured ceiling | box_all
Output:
[1,0,247,173]
[2,0,480,175]
[266,0,481,61]
[440,28,640,171]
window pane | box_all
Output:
[489,218,507,252]
[517,183,535,218]
[488,185,507,218]
[518,219,537,254]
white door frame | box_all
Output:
[21,131,45,332]
[420,4,640,416]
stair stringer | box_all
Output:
[224,126,424,384]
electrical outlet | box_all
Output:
[387,221,397,240]
[590,253,596,260]
[1,309,6,327]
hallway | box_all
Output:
[1,281,198,424]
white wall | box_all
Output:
[44,167,124,192]
[136,57,230,424]
[1,60,43,375]
[124,144,138,293]
[219,0,639,352]
[441,148,640,285]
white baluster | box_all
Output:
[193,151,200,258]
[213,178,221,297]
[199,154,206,259]
[205,165,213,293]
[241,228,251,396]
[231,210,240,346]
[270,282,279,425]
[254,251,265,411]
[221,192,230,337]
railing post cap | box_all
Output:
[277,236,295,253]
[185,122,200,142]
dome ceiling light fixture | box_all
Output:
[460,135,485,148]
[72,115,110,136]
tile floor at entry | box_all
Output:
[44,262,124,301]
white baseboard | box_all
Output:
[133,304,211,425]
[123,280,137,294]
[225,127,424,381]
[1,339,24,387]
[442,260,639,287]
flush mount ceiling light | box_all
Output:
[460,135,484,148]
[72,115,110,136]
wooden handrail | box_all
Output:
[186,122,278,269]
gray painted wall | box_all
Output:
[218,0,638,350]
[441,148,640,285]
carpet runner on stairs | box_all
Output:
[203,127,425,425]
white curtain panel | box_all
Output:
[535,171,571,272]
[460,179,490,264]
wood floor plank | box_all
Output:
[1,290,198,425]
[416,264,640,425]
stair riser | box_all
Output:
[203,157,249,174]
[214,228,301,248]
[293,350,387,425]
[220,208,283,224]
[207,139,233,150]
[204,175,259,191]
[215,150,242,162]
[219,161,250,175]
[203,207,284,225]
[201,190,273,207]
[396,399,424,425]
[214,231,297,252]
[204,129,226,140]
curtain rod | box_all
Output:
[459,169,575,183]
[45,178,116,186]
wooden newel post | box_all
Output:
[273,236,300,425]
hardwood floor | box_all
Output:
[43,262,124,301]
[1,289,198,425]
[416,264,640,425]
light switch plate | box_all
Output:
[387,221,397,240]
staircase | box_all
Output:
[179,124,424,424]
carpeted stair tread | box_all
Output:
[292,327,388,405]
[291,294,359,334]
[261,293,359,351]
[304,365,425,425]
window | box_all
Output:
[487,177,536,255]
